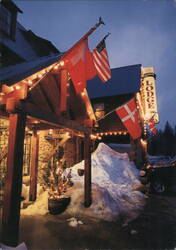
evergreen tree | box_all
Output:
[174,125,176,156]
[163,121,175,156]
[148,121,176,157]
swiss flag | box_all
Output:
[148,118,157,134]
[63,39,96,94]
[115,98,142,139]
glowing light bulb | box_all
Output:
[38,74,42,78]
[49,129,53,135]
[15,85,21,90]
[60,60,65,66]
[54,65,59,70]
[28,80,33,85]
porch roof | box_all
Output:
[0,54,62,86]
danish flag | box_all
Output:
[115,98,142,139]
[148,118,157,134]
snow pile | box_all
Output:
[67,217,84,227]
[21,143,145,223]
[21,189,48,216]
[21,184,29,200]
[0,242,27,250]
[66,143,145,223]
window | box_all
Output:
[94,103,105,119]
[0,4,12,36]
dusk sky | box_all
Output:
[14,0,176,130]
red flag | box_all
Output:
[115,98,142,139]
[63,39,96,94]
[92,38,111,82]
[148,118,157,134]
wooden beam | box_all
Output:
[29,129,39,201]
[84,133,92,207]
[75,136,80,163]
[59,69,67,113]
[69,82,87,120]
[29,85,52,113]
[19,101,90,134]
[41,75,60,115]
[2,112,26,247]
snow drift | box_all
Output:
[22,143,145,223]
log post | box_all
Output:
[59,69,67,114]
[84,133,92,207]
[75,136,80,163]
[2,112,26,247]
[29,129,39,201]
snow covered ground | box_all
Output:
[21,143,145,224]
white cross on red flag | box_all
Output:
[148,118,157,134]
[115,98,142,139]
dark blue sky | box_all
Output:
[15,0,176,129]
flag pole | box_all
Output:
[62,17,105,59]
[81,17,105,40]
[96,107,117,122]
[101,32,111,42]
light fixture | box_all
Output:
[49,129,53,135]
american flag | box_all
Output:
[92,37,111,83]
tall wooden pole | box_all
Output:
[84,133,92,207]
[2,112,26,247]
[75,136,80,163]
[29,129,39,201]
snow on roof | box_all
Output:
[87,64,141,99]
[2,23,39,62]
[0,53,62,85]
[22,143,145,223]
[2,22,60,65]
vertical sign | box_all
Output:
[141,67,159,123]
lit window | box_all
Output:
[0,4,12,36]
[94,103,105,119]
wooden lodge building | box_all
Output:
[0,0,159,247]
[87,64,159,168]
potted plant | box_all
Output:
[42,160,73,215]
[77,168,84,176]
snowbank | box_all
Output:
[21,143,145,223]
[0,242,27,250]
[67,143,145,223]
